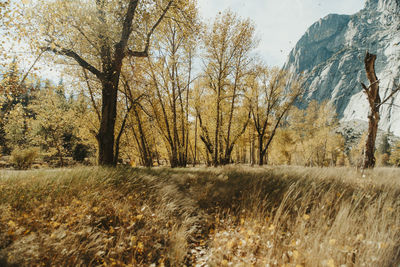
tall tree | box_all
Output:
[26,0,188,165]
[197,10,255,166]
[145,17,198,167]
[249,66,301,165]
[362,52,400,169]
[117,69,154,166]
[0,60,37,153]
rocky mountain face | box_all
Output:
[284,0,400,135]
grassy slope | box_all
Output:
[0,166,399,266]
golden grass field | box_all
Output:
[0,166,399,266]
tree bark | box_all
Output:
[214,91,221,166]
[250,128,255,166]
[362,52,380,169]
[134,107,153,167]
[258,135,264,166]
[97,79,118,165]
[193,115,198,166]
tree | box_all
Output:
[4,103,29,148]
[361,52,400,169]
[128,104,157,167]
[249,66,301,165]
[289,101,345,167]
[116,69,155,166]
[268,128,296,165]
[145,16,199,167]
[197,10,255,166]
[0,60,37,153]
[27,0,190,165]
[29,85,75,167]
[0,0,12,65]
[70,89,100,161]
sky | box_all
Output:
[198,0,365,67]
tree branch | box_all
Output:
[20,49,45,86]
[114,0,140,60]
[72,24,101,54]
[378,85,400,108]
[127,0,174,58]
[361,82,369,92]
[43,46,104,80]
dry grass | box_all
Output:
[0,166,399,266]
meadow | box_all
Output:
[0,166,399,266]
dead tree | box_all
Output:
[362,52,400,169]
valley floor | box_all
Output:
[0,166,399,266]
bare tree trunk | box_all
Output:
[114,101,133,165]
[250,128,255,166]
[362,52,380,169]
[258,135,264,166]
[365,111,380,168]
[214,91,221,166]
[97,79,118,165]
[193,115,198,167]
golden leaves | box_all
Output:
[329,239,336,246]
[7,220,16,228]
[137,241,144,254]
[50,221,61,228]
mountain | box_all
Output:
[284,0,400,135]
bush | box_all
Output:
[72,143,89,162]
[10,147,38,170]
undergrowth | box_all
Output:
[0,166,399,266]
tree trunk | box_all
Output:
[250,129,255,166]
[364,110,379,168]
[170,150,178,168]
[214,93,221,166]
[258,135,264,166]
[134,108,153,167]
[193,115,198,167]
[98,80,118,166]
[362,52,381,169]
[114,108,131,165]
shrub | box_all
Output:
[72,143,89,162]
[10,147,38,170]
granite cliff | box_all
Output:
[284,0,400,134]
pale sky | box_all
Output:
[198,0,365,67]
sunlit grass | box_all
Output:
[0,166,399,266]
